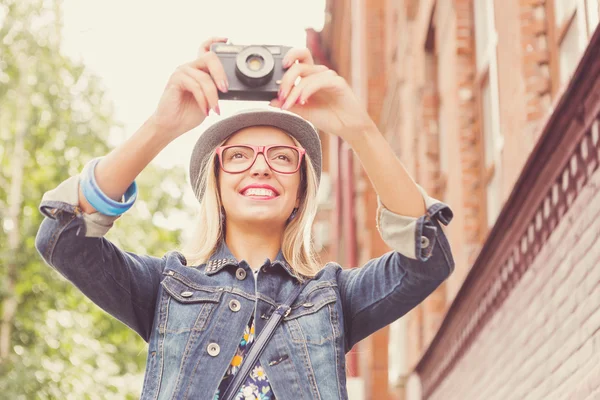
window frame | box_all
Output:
[474,0,503,232]
[547,0,599,96]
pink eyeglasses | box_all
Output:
[216,144,306,174]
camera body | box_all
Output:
[211,43,291,101]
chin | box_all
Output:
[225,207,277,222]
[242,212,283,223]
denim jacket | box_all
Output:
[35,174,454,399]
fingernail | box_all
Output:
[214,104,221,115]
[222,80,229,92]
[206,106,210,116]
[282,58,290,68]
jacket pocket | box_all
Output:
[284,284,339,345]
[159,271,223,334]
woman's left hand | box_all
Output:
[269,48,376,141]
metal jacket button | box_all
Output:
[236,268,247,280]
[420,236,430,248]
[207,343,220,357]
[229,299,241,312]
[181,291,193,298]
[302,302,314,308]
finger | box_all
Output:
[281,74,311,110]
[190,51,229,92]
[270,98,309,120]
[278,64,328,102]
[181,66,220,114]
[174,71,210,116]
[281,70,342,110]
[296,70,342,103]
[282,47,314,67]
[197,37,228,57]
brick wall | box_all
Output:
[518,0,552,138]
[433,1,470,305]
[358,0,395,396]
[397,0,593,368]
[451,0,483,280]
[429,162,600,400]
[495,0,529,201]
[317,0,396,398]
[317,0,600,399]
[495,0,555,212]
[386,0,482,308]
[383,0,483,371]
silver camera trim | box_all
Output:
[235,46,275,81]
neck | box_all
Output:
[224,220,284,271]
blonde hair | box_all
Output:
[180,135,322,279]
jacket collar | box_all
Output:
[205,240,299,280]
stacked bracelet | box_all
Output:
[79,158,138,217]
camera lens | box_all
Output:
[235,46,275,87]
[246,55,264,71]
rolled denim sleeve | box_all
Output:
[338,185,455,351]
[35,181,165,342]
[40,174,120,237]
[376,184,453,261]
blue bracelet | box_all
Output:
[80,158,138,217]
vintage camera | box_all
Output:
[211,43,291,101]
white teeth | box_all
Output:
[243,188,276,197]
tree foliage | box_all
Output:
[0,0,189,397]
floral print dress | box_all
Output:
[213,316,275,400]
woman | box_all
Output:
[36,37,454,400]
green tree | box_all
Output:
[0,0,189,397]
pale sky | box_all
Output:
[60,0,326,214]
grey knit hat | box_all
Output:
[189,108,322,202]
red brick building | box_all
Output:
[307,0,600,398]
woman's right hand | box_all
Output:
[151,37,230,140]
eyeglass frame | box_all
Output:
[215,144,306,174]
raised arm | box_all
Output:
[270,47,456,351]
[332,121,454,350]
[35,37,230,341]
[337,193,454,351]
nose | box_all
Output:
[250,153,272,176]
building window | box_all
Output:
[474,0,503,228]
[423,6,448,201]
[474,0,492,69]
[585,0,599,36]
[551,0,599,87]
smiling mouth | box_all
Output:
[240,188,279,198]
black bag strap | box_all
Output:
[221,280,309,400]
